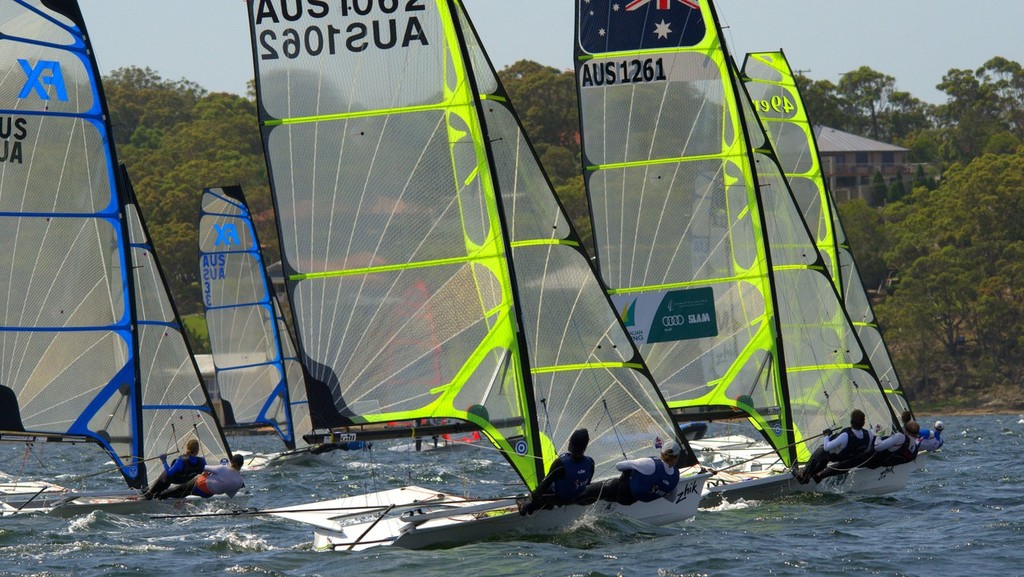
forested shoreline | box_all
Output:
[103,58,1024,413]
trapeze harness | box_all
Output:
[833,427,872,460]
[628,458,679,503]
[551,453,594,501]
[167,455,206,484]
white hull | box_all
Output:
[791,461,914,495]
[702,460,915,505]
[701,470,797,506]
[271,474,710,551]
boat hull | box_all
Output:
[701,471,797,506]
[273,475,710,551]
[792,461,914,495]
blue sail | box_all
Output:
[0,0,230,489]
[0,0,145,486]
[198,186,312,450]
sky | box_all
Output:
[78,0,1024,104]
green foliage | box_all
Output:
[182,314,210,354]
[836,199,889,291]
[887,177,907,204]
[878,153,1024,403]
[869,170,887,207]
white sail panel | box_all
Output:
[474,22,682,475]
[252,0,689,488]
[199,186,310,448]
[0,0,139,485]
[125,198,229,484]
[575,0,788,453]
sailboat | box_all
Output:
[198,186,325,468]
[740,50,913,420]
[248,0,709,550]
[0,0,234,515]
[573,0,912,504]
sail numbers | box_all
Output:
[0,116,28,164]
[753,95,797,116]
[579,58,667,87]
[254,0,429,60]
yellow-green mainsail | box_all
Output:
[248,0,683,490]
[575,0,899,466]
[742,51,910,423]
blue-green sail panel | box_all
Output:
[0,0,144,486]
[198,186,312,450]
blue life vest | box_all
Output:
[628,457,679,502]
[168,455,206,484]
[552,453,594,500]
[834,427,871,460]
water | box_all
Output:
[0,413,1019,577]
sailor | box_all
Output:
[143,438,206,499]
[580,440,682,506]
[862,420,921,468]
[916,420,945,452]
[796,409,874,484]
[158,454,245,499]
[519,429,594,515]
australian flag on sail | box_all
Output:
[578,0,706,55]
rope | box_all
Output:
[601,399,628,459]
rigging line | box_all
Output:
[602,400,628,460]
[21,443,46,475]
[72,451,179,483]
[706,430,828,475]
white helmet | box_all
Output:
[934,420,945,431]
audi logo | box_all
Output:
[661,315,689,327]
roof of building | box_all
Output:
[813,125,908,153]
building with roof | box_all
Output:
[814,126,913,203]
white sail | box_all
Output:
[0,0,229,498]
[250,0,708,547]
[198,186,313,450]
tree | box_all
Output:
[837,66,896,140]
[797,75,857,131]
[869,170,887,207]
[499,61,580,184]
[836,198,889,292]
[887,176,907,204]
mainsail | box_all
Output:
[741,51,911,419]
[248,0,689,489]
[574,0,899,467]
[0,0,143,486]
[198,186,313,450]
[121,168,232,485]
[0,0,228,490]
